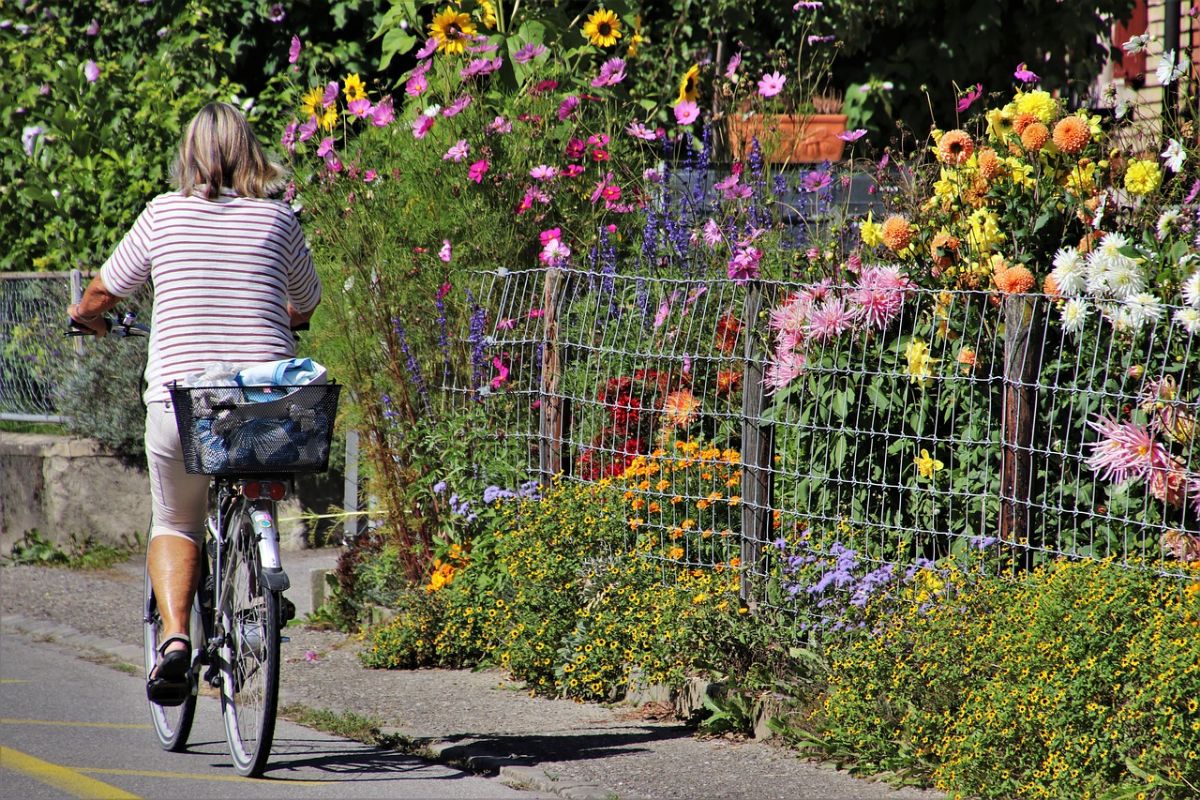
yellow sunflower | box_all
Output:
[677,64,700,104]
[300,86,324,120]
[582,8,622,48]
[479,0,497,29]
[343,73,366,103]
[430,8,477,56]
[626,14,644,57]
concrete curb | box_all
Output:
[1,612,625,800]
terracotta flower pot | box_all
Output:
[727,113,848,164]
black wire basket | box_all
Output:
[168,383,341,476]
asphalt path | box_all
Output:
[0,634,546,800]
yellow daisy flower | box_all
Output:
[582,8,622,48]
[430,8,477,55]
[300,86,324,120]
[479,0,497,29]
[318,104,338,131]
[343,73,366,103]
[913,448,944,479]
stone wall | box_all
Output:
[0,433,151,552]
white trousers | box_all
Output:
[145,402,207,546]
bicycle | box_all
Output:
[67,313,339,777]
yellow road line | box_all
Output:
[0,745,140,799]
[76,766,333,785]
[1,717,150,730]
[0,679,29,684]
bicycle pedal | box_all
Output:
[280,596,296,625]
[280,636,290,643]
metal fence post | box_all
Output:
[69,269,84,357]
[343,429,359,544]
[538,267,565,487]
[738,281,774,607]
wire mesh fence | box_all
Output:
[471,263,1200,621]
[0,271,79,422]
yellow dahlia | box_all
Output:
[1014,89,1057,124]
[583,8,622,48]
[1124,159,1162,195]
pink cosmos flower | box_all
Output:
[84,60,101,83]
[281,121,298,154]
[1086,415,1171,485]
[412,113,436,139]
[316,137,335,158]
[590,172,616,205]
[563,164,585,178]
[348,98,373,118]
[764,348,806,394]
[725,51,742,80]
[267,3,286,22]
[1014,63,1039,83]
[298,116,318,142]
[416,38,438,59]
[363,169,378,183]
[588,133,610,147]
[654,290,681,328]
[324,155,342,174]
[490,357,510,390]
[86,19,100,36]
[565,138,586,159]
[513,42,547,64]
[758,71,786,97]
[322,81,339,106]
[443,95,472,117]
[728,245,762,283]
[714,172,752,201]
[461,57,503,79]
[793,0,823,8]
[539,229,571,266]
[848,266,910,330]
[288,35,302,64]
[444,139,471,162]
[805,298,854,343]
[1189,475,1200,515]
[530,165,558,181]
[837,128,868,142]
[371,96,395,127]
[405,73,428,97]
[495,318,517,331]
[626,121,662,140]
[439,239,453,262]
[468,159,489,183]
[674,100,700,125]
[807,35,836,44]
[591,57,627,88]
[557,95,580,121]
[487,116,513,134]
[956,82,983,112]
[702,218,723,248]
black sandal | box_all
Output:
[147,634,192,707]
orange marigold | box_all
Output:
[956,347,977,368]
[977,147,1001,181]
[1042,273,1060,297]
[881,214,913,252]
[937,129,974,166]
[1021,122,1049,151]
[995,265,1035,294]
[1052,116,1090,154]
[1012,112,1039,135]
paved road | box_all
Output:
[0,633,546,799]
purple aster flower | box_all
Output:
[591,57,627,88]
[322,81,338,106]
[288,35,302,64]
[513,42,547,63]
[281,120,298,154]
[298,116,318,142]
[416,38,438,59]
[725,51,742,79]
[557,95,580,121]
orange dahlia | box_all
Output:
[1052,116,1090,154]
[930,232,960,270]
[977,147,1001,181]
[937,129,974,166]
[1012,112,1038,135]
[1042,273,1060,297]
[995,265,1035,294]
[1021,122,1049,151]
[662,389,701,428]
[881,214,913,252]
[956,347,977,369]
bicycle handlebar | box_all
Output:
[65,312,150,338]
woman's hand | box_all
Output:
[68,302,108,338]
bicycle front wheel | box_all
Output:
[143,545,200,751]
[217,502,280,777]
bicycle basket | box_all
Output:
[169,383,341,476]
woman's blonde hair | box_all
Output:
[171,102,286,199]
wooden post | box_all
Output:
[1000,294,1044,560]
[539,268,565,487]
[739,281,774,607]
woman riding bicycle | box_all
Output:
[67,101,321,705]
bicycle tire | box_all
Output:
[217,500,281,777]
[143,542,200,751]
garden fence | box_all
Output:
[0,271,81,423]
[470,264,1199,616]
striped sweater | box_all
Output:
[99,190,321,404]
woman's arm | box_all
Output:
[68,275,121,337]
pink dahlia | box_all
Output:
[764,348,806,394]
[849,266,910,331]
[1085,414,1171,485]
[769,295,812,340]
[805,298,854,343]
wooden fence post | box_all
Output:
[739,281,774,607]
[1000,294,1044,560]
[539,267,565,487]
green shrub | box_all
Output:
[789,560,1200,798]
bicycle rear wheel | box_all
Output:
[217,501,280,777]
[143,545,200,751]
